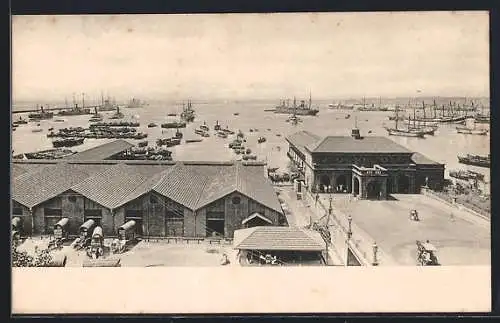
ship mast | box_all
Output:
[308,91,312,110]
[82,92,85,109]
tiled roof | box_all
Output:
[153,164,222,210]
[11,164,28,179]
[286,131,322,156]
[11,159,282,215]
[411,152,442,165]
[196,163,283,213]
[233,226,326,251]
[71,164,167,209]
[12,163,109,208]
[305,136,412,154]
[65,140,134,161]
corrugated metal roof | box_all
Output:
[71,163,167,209]
[11,158,282,215]
[411,152,441,165]
[306,136,412,154]
[195,163,283,214]
[153,164,219,210]
[66,140,134,161]
[233,226,326,251]
[12,163,108,208]
[11,164,28,179]
[286,131,322,156]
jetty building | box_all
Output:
[11,142,284,238]
[286,129,445,199]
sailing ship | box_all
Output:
[409,100,467,123]
[180,100,196,123]
[406,102,437,135]
[384,107,426,138]
[457,154,490,168]
[273,92,319,116]
[456,121,488,135]
[200,122,210,132]
[474,103,490,124]
[357,97,389,111]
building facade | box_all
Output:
[11,160,284,238]
[286,130,445,199]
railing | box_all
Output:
[351,164,387,177]
[305,190,373,265]
[421,187,490,220]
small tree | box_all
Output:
[12,245,54,267]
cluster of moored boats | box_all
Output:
[457,154,490,168]
[117,146,173,161]
[449,169,485,182]
[47,123,147,143]
[13,148,76,160]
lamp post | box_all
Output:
[347,215,352,239]
[372,242,379,266]
[324,185,333,265]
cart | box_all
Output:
[87,226,104,259]
[416,240,440,266]
[49,218,69,250]
[72,219,95,250]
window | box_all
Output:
[44,208,62,217]
[125,209,143,219]
[84,209,102,218]
[12,207,22,215]
[232,196,241,205]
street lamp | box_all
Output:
[347,215,352,239]
[328,185,333,216]
[372,242,379,266]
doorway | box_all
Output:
[206,219,225,237]
[319,175,331,192]
[336,174,347,192]
[353,177,360,196]
[366,181,382,199]
[398,175,410,194]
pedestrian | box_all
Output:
[315,193,319,206]
[450,212,455,221]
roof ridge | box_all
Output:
[307,136,328,152]
[194,165,231,209]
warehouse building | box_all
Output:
[11,158,284,238]
[286,129,445,199]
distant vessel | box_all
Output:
[180,100,196,123]
[148,122,158,128]
[384,107,425,138]
[28,105,54,120]
[99,94,118,112]
[200,122,209,132]
[126,98,146,109]
[449,169,485,182]
[161,119,186,129]
[456,125,488,136]
[473,103,490,124]
[457,154,490,168]
[357,97,389,111]
[13,117,28,125]
[58,95,92,116]
[273,93,319,116]
[109,106,124,120]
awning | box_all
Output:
[79,219,95,231]
[422,243,437,252]
[119,220,136,231]
[92,226,103,238]
[55,218,69,228]
[241,212,273,225]
[12,217,22,229]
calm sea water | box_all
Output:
[11,101,491,186]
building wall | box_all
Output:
[416,166,445,191]
[11,202,33,235]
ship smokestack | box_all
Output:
[351,116,361,139]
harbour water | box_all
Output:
[11,100,490,185]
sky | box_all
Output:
[12,12,489,101]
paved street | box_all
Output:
[326,193,490,266]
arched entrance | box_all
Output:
[320,175,331,192]
[336,175,347,192]
[398,175,410,194]
[353,177,360,196]
[387,177,393,194]
[366,181,382,199]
